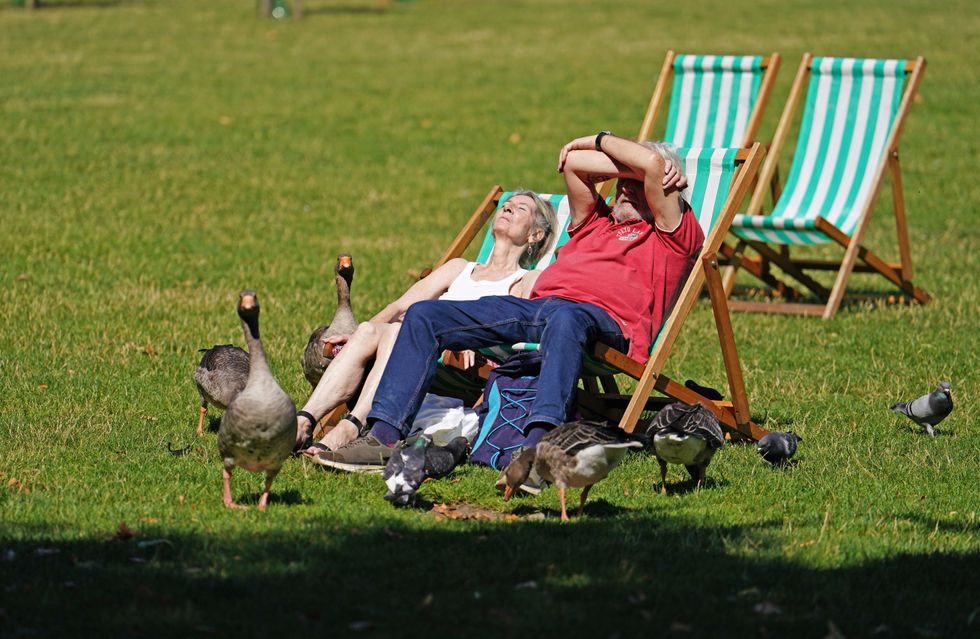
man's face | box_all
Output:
[612,179,650,221]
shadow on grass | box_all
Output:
[2,510,976,638]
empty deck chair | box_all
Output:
[724,54,930,318]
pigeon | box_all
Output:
[218,291,296,511]
[756,431,802,465]
[649,403,725,494]
[890,381,953,436]
[503,420,644,521]
[383,436,470,506]
[194,344,249,436]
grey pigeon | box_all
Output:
[218,291,296,511]
[756,431,802,465]
[384,438,428,507]
[302,254,357,387]
[649,403,725,494]
[383,436,470,506]
[890,381,953,436]
[422,436,471,479]
[194,344,249,436]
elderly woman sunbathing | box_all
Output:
[295,190,558,455]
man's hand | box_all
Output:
[663,162,688,192]
[557,135,599,173]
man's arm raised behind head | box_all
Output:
[559,133,684,230]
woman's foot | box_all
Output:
[294,411,318,451]
[301,418,360,456]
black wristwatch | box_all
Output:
[595,130,612,151]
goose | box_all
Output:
[302,253,357,387]
[218,290,296,511]
[194,344,249,436]
[503,420,644,522]
[649,403,725,494]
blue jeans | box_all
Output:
[368,296,629,440]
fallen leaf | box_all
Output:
[143,344,155,356]
[115,522,134,541]
[37,384,48,391]
[16,273,29,281]
[508,132,522,144]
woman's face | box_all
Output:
[492,194,540,247]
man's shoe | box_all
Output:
[311,434,395,473]
[494,447,546,496]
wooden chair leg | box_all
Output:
[702,254,751,429]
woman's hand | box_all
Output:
[557,135,600,173]
[324,334,350,358]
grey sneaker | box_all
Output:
[494,447,546,496]
[312,434,395,473]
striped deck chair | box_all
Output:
[638,51,781,147]
[723,54,930,318]
[434,145,769,441]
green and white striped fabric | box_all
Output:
[732,57,907,245]
[474,147,741,365]
[664,55,765,148]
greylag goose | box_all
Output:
[890,380,953,436]
[194,345,249,436]
[302,253,357,387]
[218,290,296,511]
[649,403,725,494]
[503,420,643,522]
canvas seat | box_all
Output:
[723,54,930,318]
[638,51,781,148]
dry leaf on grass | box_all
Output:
[430,502,524,522]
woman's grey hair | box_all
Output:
[509,189,558,269]
[639,140,685,179]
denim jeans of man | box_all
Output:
[368,295,629,443]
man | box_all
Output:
[316,132,704,471]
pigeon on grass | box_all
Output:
[383,436,470,506]
[890,381,953,437]
[756,431,802,465]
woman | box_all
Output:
[296,190,558,454]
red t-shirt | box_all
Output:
[530,198,704,362]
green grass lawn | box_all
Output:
[1,0,978,637]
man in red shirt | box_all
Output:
[316,132,704,470]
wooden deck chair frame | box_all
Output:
[638,51,781,148]
[720,53,930,319]
[428,145,769,441]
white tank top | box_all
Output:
[438,262,527,302]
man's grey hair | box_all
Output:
[639,140,685,179]
[508,189,558,269]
